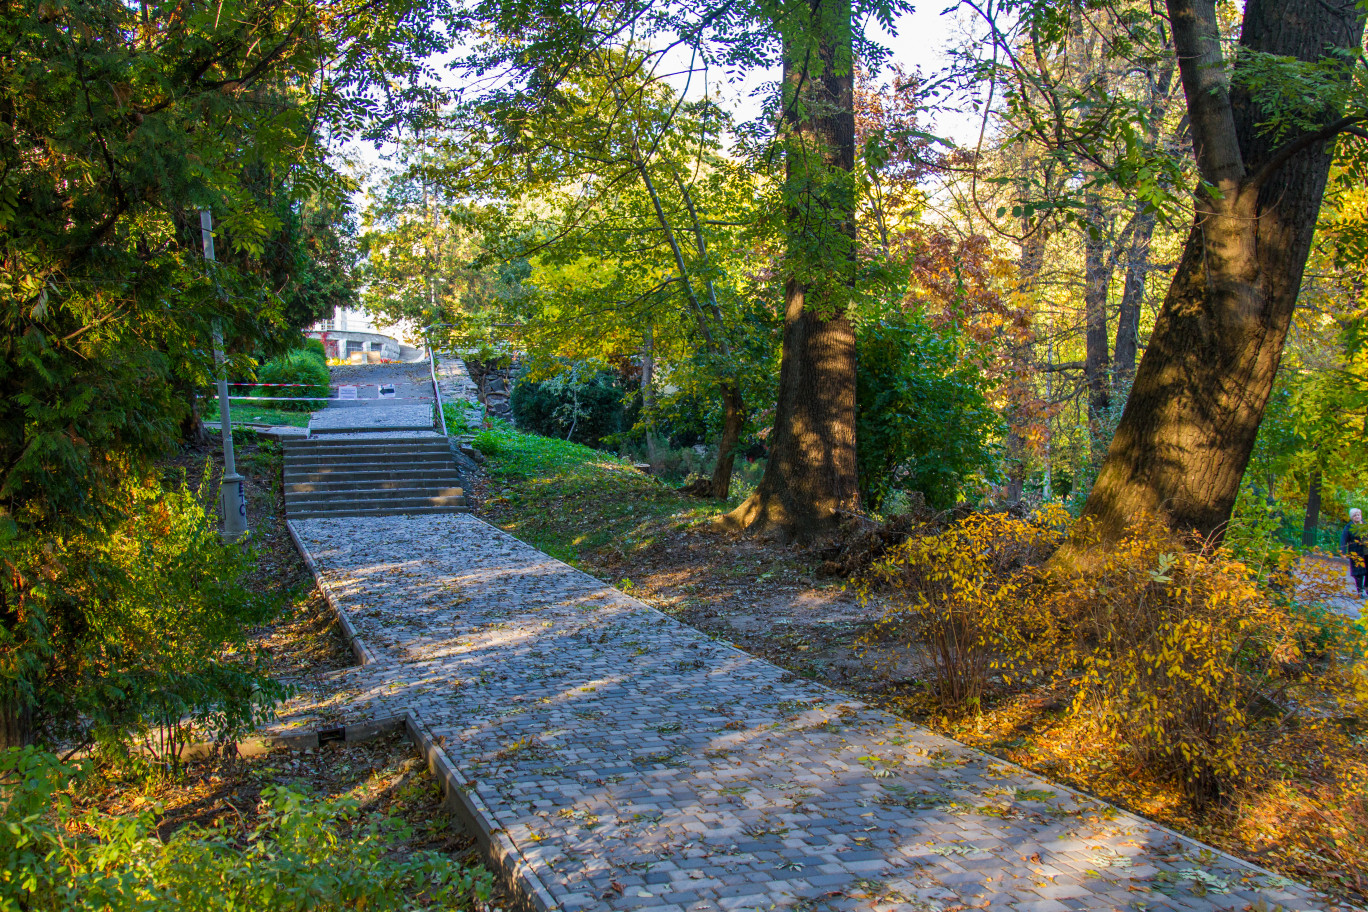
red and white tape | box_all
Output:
[227,382,403,388]
[227,395,434,402]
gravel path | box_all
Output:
[272,511,1343,912]
[307,361,436,432]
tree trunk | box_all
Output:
[640,323,659,464]
[1080,0,1366,543]
[0,701,31,750]
[1112,208,1155,385]
[726,0,859,539]
[1002,217,1050,502]
[1303,467,1322,547]
[1083,192,1113,431]
[711,383,744,498]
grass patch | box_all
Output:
[473,421,731,566]
[205,400,311,428]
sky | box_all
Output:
[350,2,992,177]
[664,2,990,148]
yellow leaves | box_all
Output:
[861,507,1364,808]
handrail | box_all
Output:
[427,342,448,437]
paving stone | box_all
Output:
[267,434,1350,912]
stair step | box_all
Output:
[286,481,464,495]
[309,424,434,435]
[285,467,461,482]
[287,489,464,505]
[285,445,451,459]
[288,504,471,519]
[286,493,468,509]
[283,451,454,464]
[283,434,469,519]
[286,439,450,452]
[285,459,455,473]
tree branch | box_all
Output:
[1246,115,1368,190]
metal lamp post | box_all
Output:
[200,210,249,540]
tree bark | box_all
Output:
[726,0,859,539]
[1112,208,1155,385]
[1001,216,1050,502]
[1080,0,1366,543]
[1083,191,1113,431]
[0,701,31,750]
[640,323,658,465]
[1303,467,1322,547]
[711,383,744,498]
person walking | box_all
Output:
[1341,508,1367,597]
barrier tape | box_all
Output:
[227,395,434,402]
[227,382,403,388]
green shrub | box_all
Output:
[510,369,634,448]
[441,402,472,436]
[254,350,329,411]
[300,338,327,365]
[856,311,1000,511]
[1,470,286,761]
[0,748,494,911]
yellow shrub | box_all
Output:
[861,507,1363,809]
[1054,517,1365,806]
[857,505,1070,711]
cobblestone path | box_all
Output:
[279,512,1344,912]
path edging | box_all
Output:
[286,518,559,912]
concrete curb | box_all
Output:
[285,517,561,912]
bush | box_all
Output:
[253,349,330,411]
[300,337,327,364]
[856,311,1000,511]
[510,369,634,448]
[1054,519,1357,805]
[859,506,1069,709]
[0,470,286,761]
[860,508,1366,807]
[0,748,494,911]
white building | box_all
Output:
[307,307,403,361]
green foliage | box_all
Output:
[0,748,494,911]
[473,419,618,482]
[856,311,1000,510]
[300,339,328,365]
[0,470,286,757]
[474,420,721,566]
[440,403,472,436]
[253,351,331,412]
[510,369,636,448]
[0,0,444,543]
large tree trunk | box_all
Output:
[1112,208,1155,385]
[1083,192,1113,431]
[0,701,32,749]
[1080,0,1366,543]
[710,383,744,498]
[726,0,859,539]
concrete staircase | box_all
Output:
[283,436,468,519]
